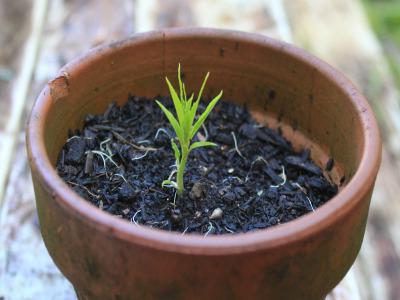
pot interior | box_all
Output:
[43,32,365,186]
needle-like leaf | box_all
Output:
[196,72,209,103]
[191,90,223,139]
[165,77,184,125]
[171,139,180,163]
[189,141,217,151]
[178,63,183,101]
[156,100,184,143]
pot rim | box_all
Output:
[26,27,382,255]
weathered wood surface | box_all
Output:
[0,0,398,299]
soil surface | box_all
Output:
[57,96,338,235]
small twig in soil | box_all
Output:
[230,131,244,158]
[67,181,100,199]
[84,151,94,174]
[112,131,158,152]
[93,124,125,132]
[148,188,168,196]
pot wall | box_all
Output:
[44,30,364,181]
[33,174,372,299]
[27,29,381,300]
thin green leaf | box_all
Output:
[156,100,184,143]
[188,73,210,129]
[188,98,200,128]
[187,92,194,109]
[178,63,183,101]
[171,139,180,162]
[196,72,210,103]
[190,90,223,139]
[165,77,184,124]
[183,93,195,137]
[182,82,187,102]
[189,141,217,152]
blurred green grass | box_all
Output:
[363,0,400,86]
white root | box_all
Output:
[66,136,94,142]
[245,156,269,182]
[270,166,287,188]
[201,123,209,140]
[230,131,244,158]
[168,169,177,181]
[204,222,214,238]
[114,173,128,183]
[225,226,235,234]
[173,190,177,206]
[155,128,171,140]
[293,183,315,211]
[222,176,243,184]
[131,209,142,225]
[131,150,150,160]
[99,138,111,152]
[90,150,119,169]
[137,139,151,145]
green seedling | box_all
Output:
[156,64,223,196]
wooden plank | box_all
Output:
[0,134,75,299]
[135,0,288,40]
[0,0,135,299]
[0,0,49,208]
[0,0,32,130]
[2,0,395,299]
[134,2,361,297]
[284,1,400,299]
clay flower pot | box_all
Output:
[26,28,381,300]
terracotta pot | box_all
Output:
[26,28,381,300]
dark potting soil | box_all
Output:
[56,96,338,235]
